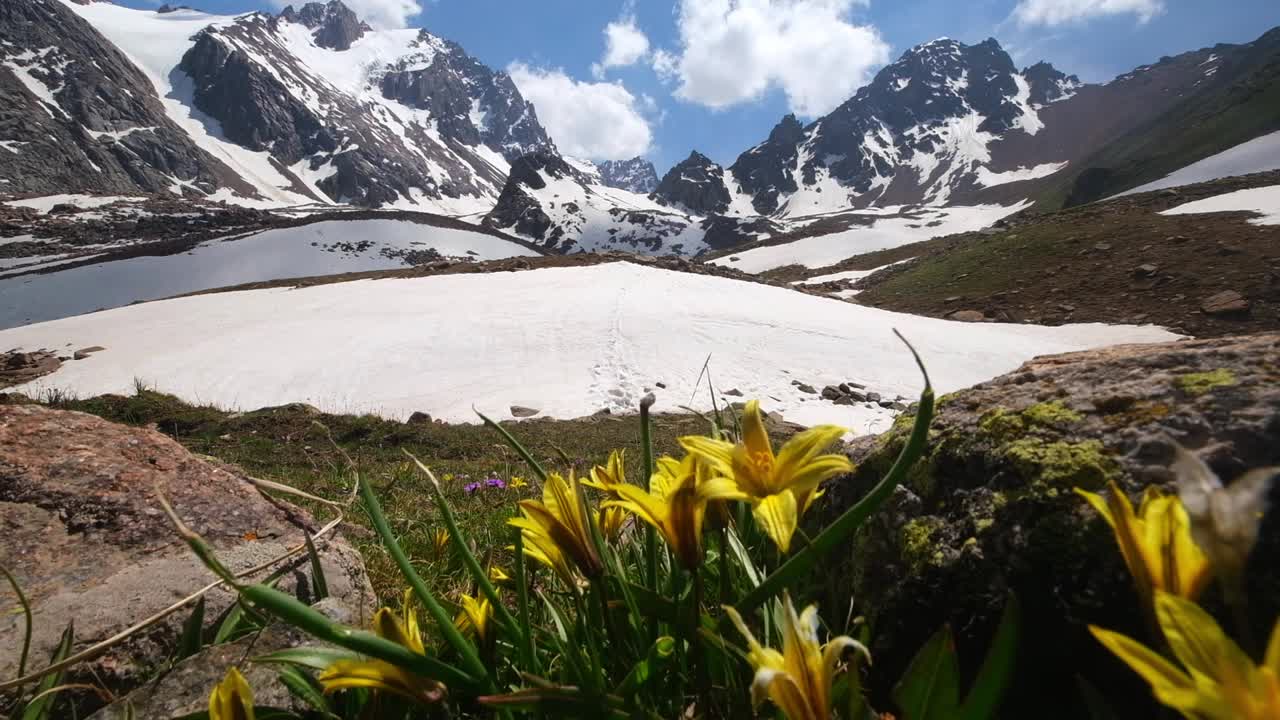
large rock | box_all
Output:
[819,333,1280,718]
[0,405,374,714]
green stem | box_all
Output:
[514,531,539,676]
[640,394,659,643]
[690,565,710,715]
[0,563,32,698]
[357,471,490,686]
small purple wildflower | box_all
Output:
[463,481,482,494]
[485,477,507,490]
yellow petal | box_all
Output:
[1154,591,1255,686]
[318,659,444,704]
[1074,486,1115,527]
[740,400,774,462]
[1105,481,1156,603]
[1266,618,1280,675]
[774,425,848,483]
[753,492,800,554]
[762,671,820,720]
[1089,626,1202,714]
[209,667,255,720]
[679,436,736,478]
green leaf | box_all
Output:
[957,594,1021,720]
[213,598,254,645]
[1076,675,1122,720]
[176,596,205,661]
[304,534,329,602]
[613,636,676,697]
[539,591,591,689]
[276,665,335,717]
[0,562,33,696]
[735,331,934,615]
[893,624,961,720]
[354,470,489,688]
[254,646,361,672]
[615,580,680,624]
[20,621,74,720]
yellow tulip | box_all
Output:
[509,475,529,489]
[208,667,254,720]
[586,450,631,542]
[488,565,511,584]
[508,471,604,586]
[585,449,627,493]
[1075,480,1211,605]
[682,400,853,553]
[432,528,451,557]
[1091,590,1280,720]
[606,454,746,570]
[318,589,446,704]
[724,595,869,720]
[453,592,494,644]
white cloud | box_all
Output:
[508,63,653,161]
[1012,0,1165,27]
[602,16,651,69]
[655,0,890,117]
[272,0,422,29]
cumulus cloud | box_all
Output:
[1012,0,1165,27]
[272,0,422,29]
[654,0,890,117]
[508,63,653,160]
[601,16,651,69]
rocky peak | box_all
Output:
[279,0,369,50]
[598,157,659,194]
[652,151,731,215]
[728,113,809,214]
[1022,61,1081,106]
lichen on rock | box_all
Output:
[815,333,1280,719]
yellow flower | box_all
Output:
[606,454,746,570]
[586,450,630,542]
[208,667,254,720]
[1075,480,1211,605]
[453,592,494,644]
[509,475,528,489]
[1090,590,1280,720]
[432,528,451,557]
[724,595,869,720]
[585,449,627,493]
[488,565,511,584]
[318,589,446,704]
[508,471,604,585]
[682,400,853,553]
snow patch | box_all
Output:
[1159,185,1280,226]
[1115,131,1280,197]
[974,161,1068,187]
[3,194,146,213]
[0,262,1179,432]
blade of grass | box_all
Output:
[512,530,540,676]
[254,647,362,672]
[613,636,676,697]
[475,407,548,482]
[734,330,933,615]
[355,470,489,686]
[639,393,660,644]
[20,621,73,720]
[304,534,329,602]
[176,596,205,661]
[957,594,1021,720]
[404,452,520,649]
[0,562,33,696]
[276,665,336,718]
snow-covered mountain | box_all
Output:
[0,0,554,214]
[598,158,660,194]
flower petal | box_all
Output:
[753,491,800,554]
[1154,591,1254,686]
[1089,626,1201,714]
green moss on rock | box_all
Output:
[1004,438,1117,489]
[1023,400,1084,426]
[1176,369,1237,396]
[899,516,947,572]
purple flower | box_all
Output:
[485,477,507,490]
[463,481,482,494]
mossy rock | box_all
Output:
[817,333,1280,719]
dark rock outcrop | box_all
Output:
[598,157,659,194]
[820,333,1280,719]
[279,0,370,51]
[729,114,805,214]
[652,151,731,215]
[0,404,375,714]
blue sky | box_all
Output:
[117,0,1278,174]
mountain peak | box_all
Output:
[598,157,659,194]
[279,0,369,50]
